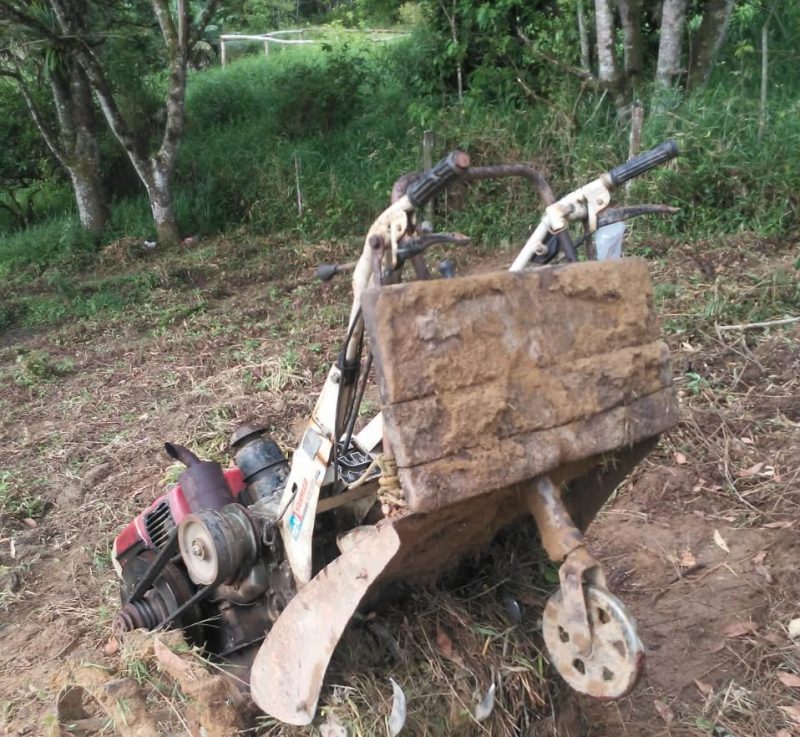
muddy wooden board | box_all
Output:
[362,259,678,512]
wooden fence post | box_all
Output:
[294,153,304,219]
[626,102,644,195]
[422,130,434,222]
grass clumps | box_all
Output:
[10,349,74,388]
[0,471,46,522]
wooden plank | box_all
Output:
[383,340,672,467]
[398,387,678,512]
[362,259,677,513]
[362,259,659,405]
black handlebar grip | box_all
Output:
[406,150,471,208]
[607,140,679,187]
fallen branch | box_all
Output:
[716,316,800,333]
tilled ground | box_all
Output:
[0,232,797,736]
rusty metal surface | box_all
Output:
[250,523,401,726]
[543,584,644,700]
[524,476,584,563]
[555,546,606,656]
[379,444,649,584]
[525,476,606,656]
[564,439,657,532]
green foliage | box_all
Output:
[272,43,375,136]
[221,0,299,31]
[175,42,414,236]
[639,82,800,235]
[0,217,98,280]
[12,349,74,387]
[0,81,57,232]
[2,15,800,288]
[0,471,45,520]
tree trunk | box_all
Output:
[15,55,108,234]
[617,0,644,81]
[758,12,770,141]
[65,62,108,233]
[67,161,107,234]
[577,0,591,72]
[147,165,181,245]
[594,0,631,117]
[687,0,736,90]
[44,0,219,245]
[656,0,688,86]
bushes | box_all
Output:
[2,36,799,279]
[0,217,98,280]
[176,42,416,236]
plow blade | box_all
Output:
[250,523,401,725]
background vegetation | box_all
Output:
[1,0,797,330]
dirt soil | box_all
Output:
[0,232,798,736]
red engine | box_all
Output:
[110,429,296,669]
[112,467,245,571]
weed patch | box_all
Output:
[10,349,74,387]
[0,471,46,521]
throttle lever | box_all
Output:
[396,232,470,261]
[597,204,680,227]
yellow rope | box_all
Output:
[377,455,404,509]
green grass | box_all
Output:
[2,271,159,331]
[0,471,46,520]
[0,216,97,281]
[2,37,800,332]
[10,349,75,387]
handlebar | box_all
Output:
[395,232,470,262]
[406,150,471,208]
[607,140,679,187]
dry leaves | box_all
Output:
[754,550,774,582]
[436,627,454,658]
[320,715,348,737]
[777,672,800,689]
[435,627,465,667]
[764,520,794,529]
[694,679,714,700]
[713,529,731,554]
[653,698,674,724]
[736,461,767,478]
[102,637,119,656]
[679,550,698,568]
[755,564,775,584]
[723,621,758,638]
[780,705,800,724]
